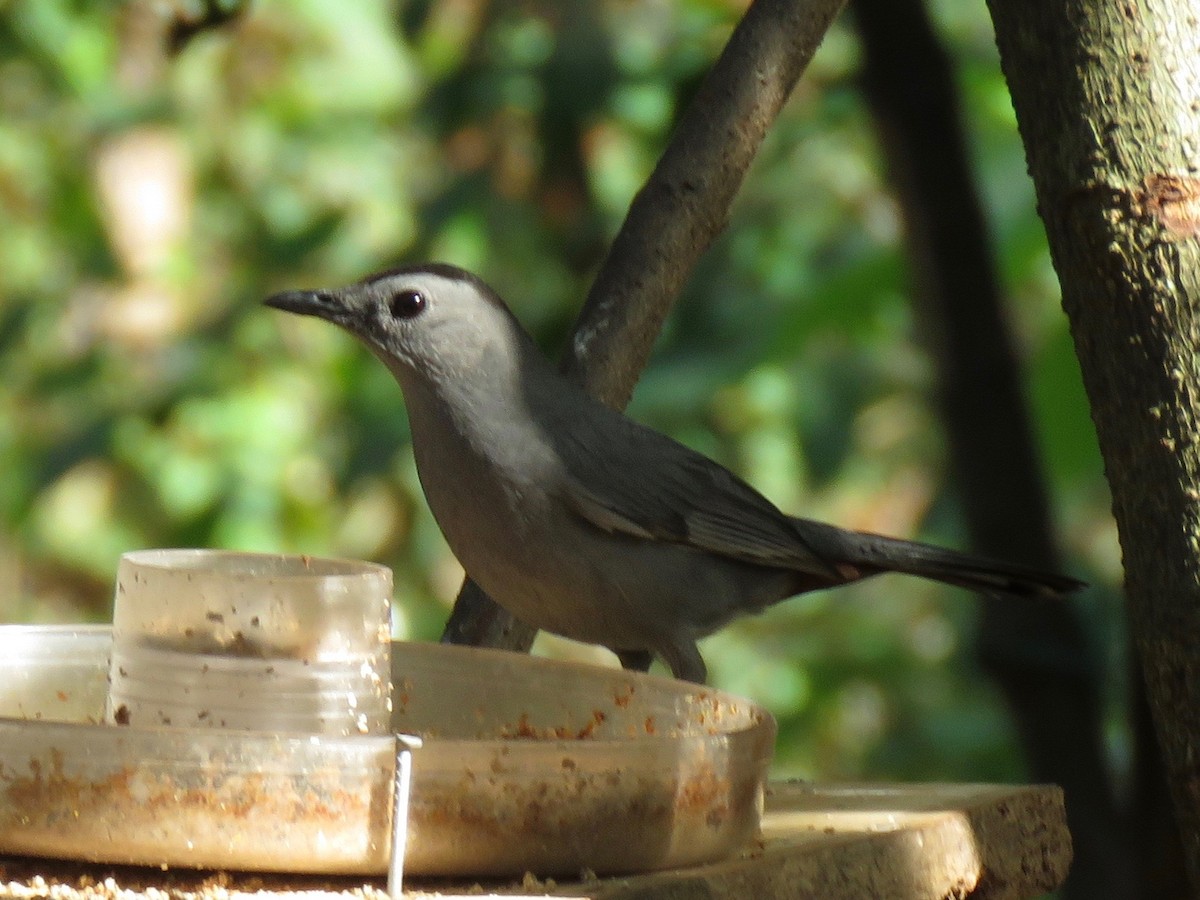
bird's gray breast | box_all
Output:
[400,371,617,638]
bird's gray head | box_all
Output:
[264,263,527,380]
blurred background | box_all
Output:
[0,0,1121,786]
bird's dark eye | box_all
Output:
[389,289,426,319]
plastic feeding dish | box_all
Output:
[107,549,394,735]
[392,640,776,876]
[0,623,774,879]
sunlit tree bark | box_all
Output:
[986,0,1200,890]
[852,0,1140,893]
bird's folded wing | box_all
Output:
[558,443,837,577]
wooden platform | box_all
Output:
[555,781,1071,899]
[0,782,1070,899]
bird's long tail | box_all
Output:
[790,517,1085,599]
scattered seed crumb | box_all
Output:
[519,871,557,892]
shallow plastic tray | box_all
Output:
[0,625,775,877]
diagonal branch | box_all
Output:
[441,0,848,651]
[563,0,847,406]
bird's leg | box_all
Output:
[660,641,707,684]
[613,649,654,672]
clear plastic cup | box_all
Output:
[106,549,393,735]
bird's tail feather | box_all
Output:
[789,517,1085,599]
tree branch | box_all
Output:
[563,0,847,405]
[167,0,248,54]
[442,0,848,651]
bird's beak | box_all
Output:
[263,288,348,322]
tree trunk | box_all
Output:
[853,0,1135,893]
[985,0,1200,890]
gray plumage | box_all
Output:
[266,263,1083,683]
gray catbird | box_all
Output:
[266,263,1083,683]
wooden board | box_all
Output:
[0,781,1070,899]
[557,781,1071,899]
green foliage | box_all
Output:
[0,0,1118,781]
